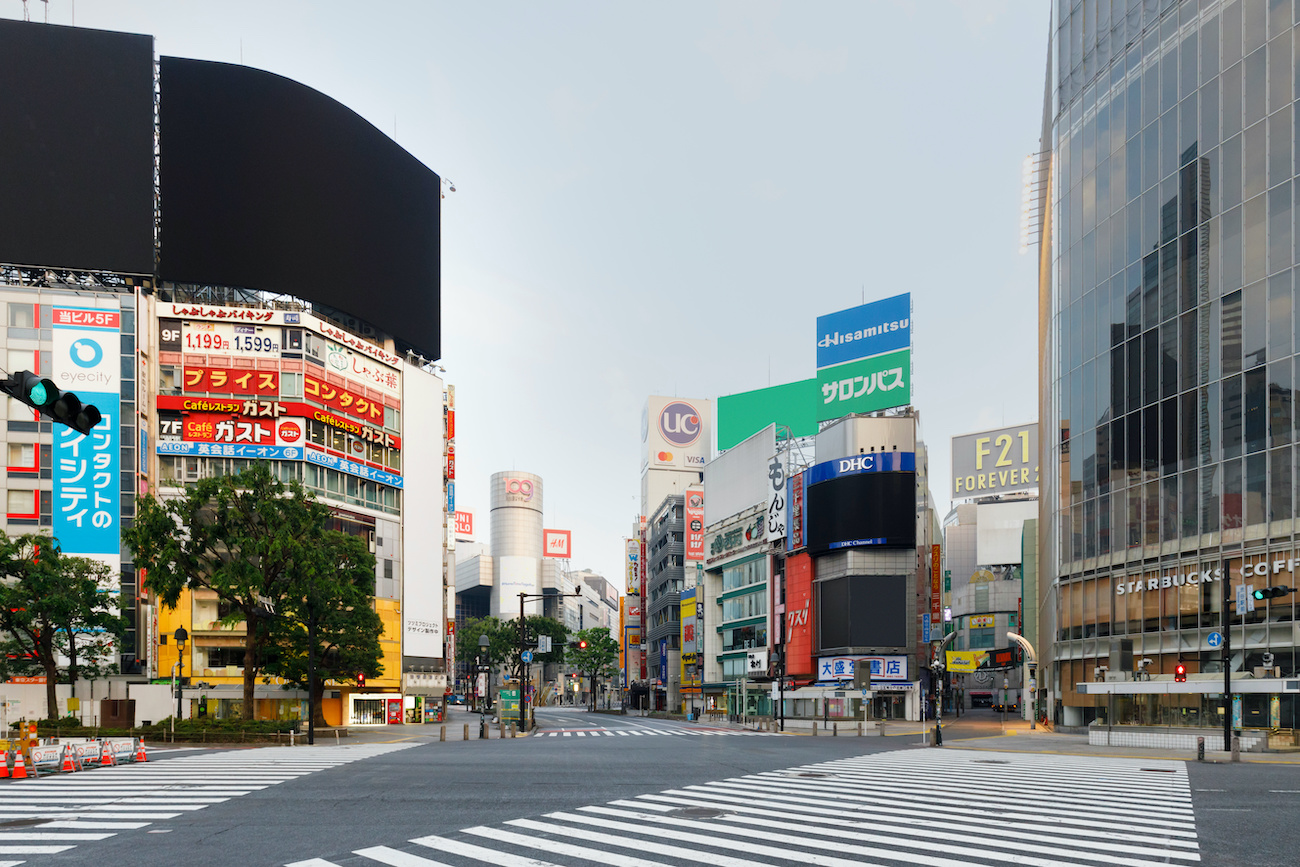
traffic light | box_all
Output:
[356,671,365,688]
[578,639,588,650]
[1174,663,1187,682]
[1253,586,1294,601]
[1,370,102,435]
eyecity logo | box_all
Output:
[659,401,701,447]
[69,338,103,369]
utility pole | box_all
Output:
[1222,566,1232,753]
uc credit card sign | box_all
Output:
[815,292,911,369]
[52,306,120,557]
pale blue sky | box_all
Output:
[16,1,1051,586]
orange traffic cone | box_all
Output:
[12,749,28,779]
[99,740,114,767]
[0,749,10,779]
[135,737,147,763]
[60,745,74,774]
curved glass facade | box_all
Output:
[1046,0,1300,728]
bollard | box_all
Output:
[833,723,837,737]
[440,725,446,742]
[934,723,943,747]
[1197,736,1205,761]
[1232,735,1241,762]
[335,729,340,745]
[499,721,505,739]
[289,729,295,748]
[858,722,862,737]
[811,722,817,737]
[510,724,516,739]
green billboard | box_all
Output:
[717,378,818,451]
[814,348,910,421]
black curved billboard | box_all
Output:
[0,20,155,275]
[806,471,916,553]
[158,57,440,360]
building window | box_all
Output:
[6,489,37,518]
[969,628,996,649]
[7,443,36,471]
[7,303,34,328]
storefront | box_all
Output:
[349,692,404,726]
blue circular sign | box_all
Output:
[1207,631,1223,648]
[521,650,534,663]
[69,338,103,369]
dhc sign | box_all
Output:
[806,451,915,485]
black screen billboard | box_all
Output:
[0,20,155,274]
[805,471,916,553]
[158,58,441,360]
[818,574,908,649]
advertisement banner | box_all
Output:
[680,589,699,693]
[815,292,911,369]
[658,638,667,687]
[930,544,942,621]
[542,529,571,559]
[625,539,639,594]
[684,489,704,561]
[969,614,995,628]
[304,373,387,425]
[945,650,989,673]
[951,422,1039,500]
[784,553,813,676]
[52,305,120,558]
[643,396,712,471]
[766,453,787,542]
[806,450,916,485]
[183,365,280,397]
[815,349,911,421]
[455,511,474,538]
[787,471,805,551]
[717,378,819,451]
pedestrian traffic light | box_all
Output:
[578,639,588,650]
[1253,586,1294,601]
[356,672,365,688]
[1,370,102,435]
[1175,663,1187,682]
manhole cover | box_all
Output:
[971,759,1011,764]
[669,807,728,819]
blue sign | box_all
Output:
[304,447,404,489]
[521,650,534,664]
[1207,631,1224,648]
[922,613,932,644]
[158,441,302,460]
[659,638,668,687]
[54,398,119,555]
[815,292,911,369]
[806,451,915,485]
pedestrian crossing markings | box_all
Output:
[288,748,1199,867]
[539,727,778,737]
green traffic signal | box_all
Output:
[29,381,47,406]
[1252,586,1294,601]
[1,370,101,435]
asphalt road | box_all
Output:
[9,707,1300,867]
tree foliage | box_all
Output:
[566,627,620,711]
[0,535,127,718]
[123,464,368,720]
[257,530,383,725]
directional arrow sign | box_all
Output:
[1207,631,1223,649]
[521,650,534,664]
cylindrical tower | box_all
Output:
[490,471,544,617]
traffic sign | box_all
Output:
[521,650,534,664]
[537,635,552,654]
[1207,631,1223,648]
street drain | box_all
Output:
[669,807,728,819]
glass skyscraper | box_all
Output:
[1041,0,1300,729]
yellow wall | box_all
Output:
[374,598,402,687]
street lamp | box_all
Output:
[174,627,188,728]
[478,633,489,739]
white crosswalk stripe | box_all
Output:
[536,727,777,738]
[286,749,1200,867]
[0,742,413,864]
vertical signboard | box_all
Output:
[685,488,704,560]
[930,544,942,622]
[680,588,699,693]
[52,305,121,562]
[625,538,640,593]
[658,638,668,687]
[766,453,786,542]
[787,471,805,551]
[400,366,445,658]
[784,552,814,676]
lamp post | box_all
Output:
[478,633,489,739]
[173,626,188,726]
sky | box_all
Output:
[11,1,1052,588]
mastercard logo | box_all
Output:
[656,451,674,462]
[277,421,302,443]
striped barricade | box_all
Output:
[27,744,63,777]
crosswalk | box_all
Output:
[286,748,1200,867]
[0,742,414,865]
[535,725,779,738]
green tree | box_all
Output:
[0,535,127,718]
[566,628,620,711]
[257,531,383,727]
[123,464,345,720]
